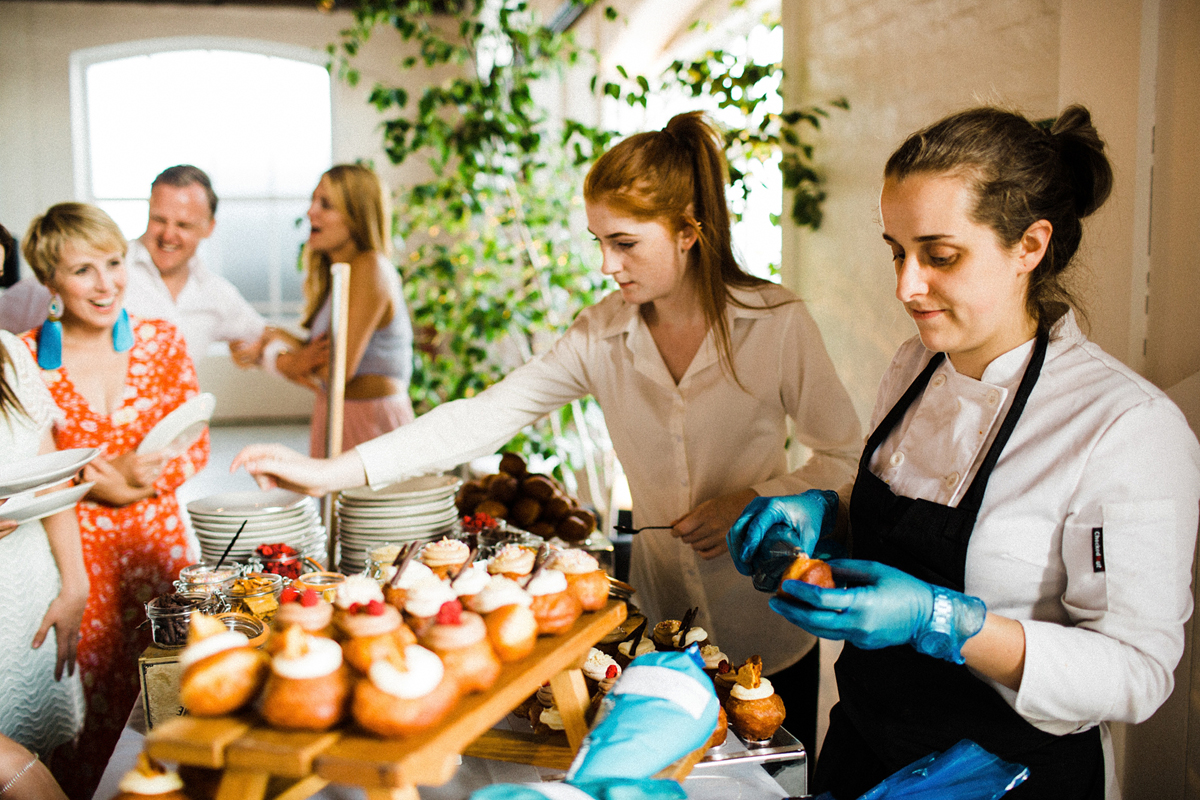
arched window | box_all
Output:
[71,37,332,321]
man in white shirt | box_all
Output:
[0,165,265,365]
[124,165,265,365]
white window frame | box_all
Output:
[68,36,333,321]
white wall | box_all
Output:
[0,0,447,421]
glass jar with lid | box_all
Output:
[293,570,346,603]
[145,592,222,648]
[175,563,241,597]
[221,572,285,622]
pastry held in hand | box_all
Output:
[777,553,835,592]
[724,656,785,744]
[261,625,350,730]
[352,643,462,737]
[178,611,267,716]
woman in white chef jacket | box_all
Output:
[234,111,862,753]
[731,105,1200,799]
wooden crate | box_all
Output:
[147,600,674,800]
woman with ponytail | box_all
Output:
[236,112,862,753]
[732,105,1200,798]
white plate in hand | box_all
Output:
[0,448,100,500]
[137,393,216,456]
[0,482,93,524]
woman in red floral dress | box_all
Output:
[20,203,208,799]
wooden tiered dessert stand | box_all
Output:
[145,600,710,800]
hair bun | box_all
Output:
[1050,105,1113,218]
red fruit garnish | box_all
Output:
[717,660,731,674]
[280,586,299,604]
[348,602,362,614]
[605,664,619,679]
[367,599,386,616]
[300,589,320,607]
[436,599,463,625]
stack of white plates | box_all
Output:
[189,489,326,565]
[336,474,462,574]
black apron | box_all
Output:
[813,332,1105,800]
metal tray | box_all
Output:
[696,725,807,768]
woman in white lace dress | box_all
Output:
[0,324,87,764]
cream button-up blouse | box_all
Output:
[356,283,861,673]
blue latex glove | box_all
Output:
[769,559,987,664]
[470,778,686,800]
[727,490,840,590]
[568,647,719,783]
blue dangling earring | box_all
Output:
[36,293,64,370]
[112,308,133,353]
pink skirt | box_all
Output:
[309,390,415,457]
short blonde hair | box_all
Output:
[22,203,127,284]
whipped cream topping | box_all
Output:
[468,576,533,613]
[618,638,656,659]
[583,647,620,681]
[335,574,385,610]
[369,644,444,699]
[450,562,489,597]
[117,768,184,795]
[730,677,775,702]
[272,635,343,679]
[383,560,435,589]
[420,537,471,567]
[338,604,401,638]
[179,630,250,670]
[700,644,728,670]
[524,568,568,597]
[404,576,457,618]
[488,544,535,575]
[423,610,486,650]
[539,705,565,731]
[548,549,599,574]
[674,627,708,648]
[275,599,333,631]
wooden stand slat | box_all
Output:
[146,716,250,767]
[225,728,341,777]
[462,729,574,770]
[145,601,627,798]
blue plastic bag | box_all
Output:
[470,778,687,800]
[812,739,1029,800]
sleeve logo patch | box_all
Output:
[1092,527,1105,573]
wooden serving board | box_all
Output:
[146,600,628,799]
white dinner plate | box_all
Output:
[0,482,93,524]
[340,475,461,503]
[0,448,99,500]
[188,489,313,517]
[336,498,455,519]
[191,510,320,534]
[137,393,216,456]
